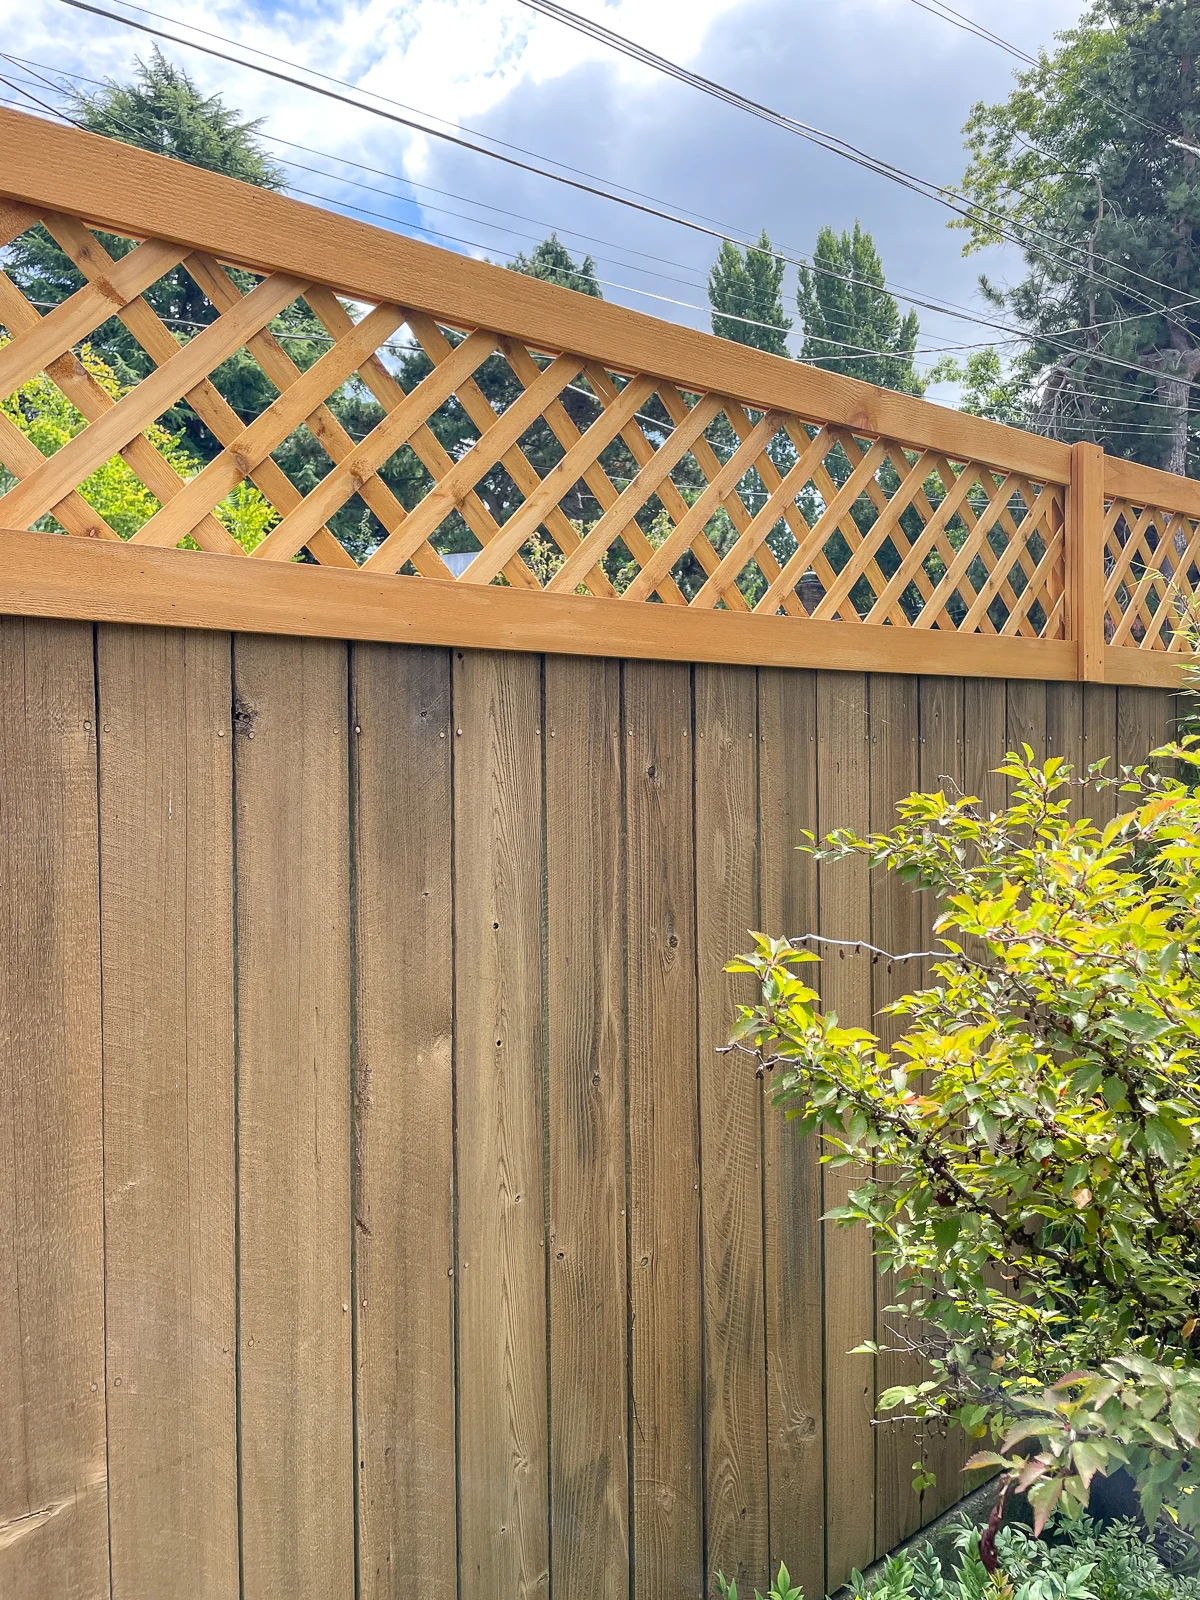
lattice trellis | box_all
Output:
[1103,496,1200,651]
[0,207,1071,634]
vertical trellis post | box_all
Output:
[1069,440,1107,681]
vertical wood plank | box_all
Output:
[625,660,704,1600]
[1118,686,1169,774]
[917,674,966,1522]
[1045,682,1085,822]
[98,625,237,1599]
[353,643,456,1598]
[454,648,549,1599]
[544,655,629,1600]
[962,679,1007,817]
[234,634,354,1600]
[1005,680,1047,782]
[695,665,767,1596]
[0,618,108,1600]
[757,668,824,1600]
[816,671,875,1589]
[868,674,923,1558]
[1082,686,1119,827]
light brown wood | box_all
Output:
[362,353,584,574]
[625,660,705,1600]
[258,329,495,563]
[352,643,457,1598]
[1070,443,1106,681]
[41,217,351,566]
[133,301,406,550]
[0,235,186,397]
[0,618,108,1598]
[757,666,825,1600]
[0,269,308,529]
[453,649,550,1598]
[544,655,629,1600]
[459,374,659,588]
[1104,452,1200,521]
[0,107,1073,483]
[695,664,769,1595]
[234,634,354,1600]
[868,673,924,1558]
[98,626,238,1599]
[0,529,1089,681]
[816,671,876,1589]
[0,270,236,554]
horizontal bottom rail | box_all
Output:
[0,528,1186,686]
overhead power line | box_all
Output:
[511,0,1200,330]
[32,0,1200,398]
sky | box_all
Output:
[0,0,1089,399]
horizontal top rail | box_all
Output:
[0,107,1196,687]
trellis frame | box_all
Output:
[0,106,1195,688]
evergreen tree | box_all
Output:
[3,50,325,459]
[796,223,925,395]
[707,230,792,355]
[954,0,1200,473]
[507,233,602,297]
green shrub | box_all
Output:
[728,743,1200,1536]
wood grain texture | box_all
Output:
[0,528,1087,684]
[1117,687,1171,775]
[962,679,1008,816]
[0,107,1072,483]
[1083,686,1119,827]
[625,660,704,1600]
[917,675,966,1522]
[757,667,825,1600]
[97,625,238,1599]
[544,655,629,1600]
[0,618,107,1599]
[1045,682,1085,822]
[816,671,876,1590]
[352,643,457,1598]
[453,649,550,1599]
[868,674,924,1557]
[234,634,354,1600]
[695,665,768,1596]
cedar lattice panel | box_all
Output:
[1103,496,1200,651]
[0,209,1070,635]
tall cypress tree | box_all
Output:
[707,230,792,355]
[796,223,925,395]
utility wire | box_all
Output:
[512,0,1200,328]
[35,0,1200,396]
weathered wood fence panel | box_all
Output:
[0,619,1174,1600]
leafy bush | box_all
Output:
[728,744,1200,1535]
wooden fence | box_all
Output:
[0,108,1190,1600]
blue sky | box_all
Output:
[0,0,1087,396]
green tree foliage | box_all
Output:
[929,347,1039,428]
[953,0,1200,474]
[796,223,925,395]
[731,741,1200,1536]
[506,233,602,297]
[0,338,276,548]
[708,230,792,356]
[3,50,326,457]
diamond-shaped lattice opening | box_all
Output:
[1106,503,1200,650]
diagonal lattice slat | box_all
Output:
[0,202,1092,640]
